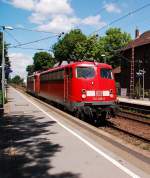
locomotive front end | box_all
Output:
[72,62,118,121]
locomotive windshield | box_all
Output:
[76,67,95,78]
[100,68,113,79]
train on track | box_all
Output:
[27,61,118,122]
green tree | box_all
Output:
[74,35,102,60]
[11,75,23,85]
[98,28,131,67]
[0,32,11,81]
[74,34,113,63]
[33,52,54,71]
[52,28,131,67]
[26,65,34,76]
[53,29,86,63]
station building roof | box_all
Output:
[121,30,150,51]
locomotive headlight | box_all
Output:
[82,89,87,99]
[82,94,87,99]
[110,89,114,98]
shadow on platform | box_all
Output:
[0,114,80,178]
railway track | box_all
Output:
[107,113,150,143]
[118,102,150,115]
[110,105,150,142]
[107,121,150,143]
[117,110,150,125]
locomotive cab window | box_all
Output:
[100,68,113,79]
[76,67,95,78]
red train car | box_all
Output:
[27,61,117,121]
[27,73,40,95]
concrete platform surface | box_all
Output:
[118,96,150,106]
[0,86,149,178]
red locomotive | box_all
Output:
[27,61,117,122]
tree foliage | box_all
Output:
[97,28,131,67]
[53,29,86,63]
[11,75,24,85]
[26,27,131,76]
[52,28,131,68]
[26,65,34,76]
[33,52,54,71]
[0,32,11,81]
[74,35,99,60]
[26,52,54,75]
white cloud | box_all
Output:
[38,15,80,33]
[9,53,33,79]
[104,3,121,13]
[35,0,73,15]
[29,13,47,24]
[4,0,107,34]
[9,0,34,10]
[82,15,106,27]
[7,0,73,14]
[37,14,106,33]
[28,0,73,24]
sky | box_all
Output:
[0,0,150,79]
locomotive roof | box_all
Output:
[31,61,112,76]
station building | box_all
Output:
[116,29,150,98]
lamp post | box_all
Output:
[1,26,13,108]
[136,71,142,98]
[139,69,146,99]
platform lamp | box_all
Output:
[1,26,13,109]
[139,69,146,99]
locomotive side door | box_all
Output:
[33,75,36,93]
[64,67,72,102]
[34,75,40,95]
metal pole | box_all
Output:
[2,27,5,108]
[143,68,144,99]
[138,60,141,98]
[139,75,140,97]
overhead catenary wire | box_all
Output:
[94,0,120,15]
[55,0,120,33]
[1,26,64,53]
[5,30,21,45]
[91,2,150,35]
[11,26,58,34]
[10,33,62,48]
[10,46,50,51]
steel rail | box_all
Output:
[118,103,150,114]
[117,111,150,125]
[110,124,150,143]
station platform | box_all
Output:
[0,86,149,178]
[118,96,150,107]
